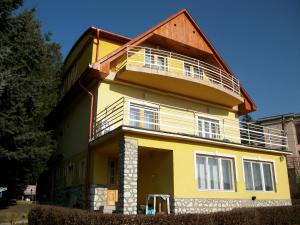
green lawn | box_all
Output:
[0,201,33,223]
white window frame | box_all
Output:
[242,157,276,192]
[195,114,221,140]
[128,99,159,130]
[194,151,236,192]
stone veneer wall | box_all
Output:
[173,198,292,214]
[117,138,138,214]
[89,184,108,210]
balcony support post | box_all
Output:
[117,138,138,214]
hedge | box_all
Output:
[28,205,300,225]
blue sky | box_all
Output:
[22,0,300,118]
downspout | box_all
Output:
[79,80,94,209]
[79,80,94,140]
[95,29,100,62]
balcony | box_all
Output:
[113,46,244,107]
[91,97,288,152]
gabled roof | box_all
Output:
[91,9,256,114]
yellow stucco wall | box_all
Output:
[93,38,123,62]
[63,35,123,94]
[138,149,174,204]
[127,133,290,201]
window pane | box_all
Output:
[130,106,140,127]
[252,162,263,191]
[204,121,210,138]
[196,156,207,189]
[184,63,191,76]
[208,158,220,189]
[263,163,274,191]
[211,123,220,139]
[222,159,233,190]
[157,57,165,71]
[198,120,203,137]
[144,109,155,129]
[194,66,200,79]
[145,49,154,67]
[244,161,253,191]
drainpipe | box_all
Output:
[95,29,100,62]
[78,80,94,209]
[79,80,94,140]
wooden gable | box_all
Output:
[153,13,213,54]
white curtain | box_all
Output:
[208,158,219,189]
[222,159,233,190]
[244,161,253,191]
[197,156,206,189]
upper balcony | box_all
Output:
[113,46,244,108]
[90,97,289,153]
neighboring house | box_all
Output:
[256,113,300,199]
[46,9,291,214]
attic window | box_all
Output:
[193,30,196,34]
[174,23,176,27]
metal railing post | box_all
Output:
[268,128,272,149]
[247,124,251,145]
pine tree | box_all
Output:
[0,0,62,198]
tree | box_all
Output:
[0,0,62,198]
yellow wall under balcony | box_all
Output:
[125,133,290,201]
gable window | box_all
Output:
[197,116,220,139]
[196,154,235,191]
[129,103,159,130]
[243,160,275,192]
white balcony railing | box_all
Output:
[91,97,288,152]
[120,46,240,95]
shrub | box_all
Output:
[28,205,300,225]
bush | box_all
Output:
[28,205,300,225]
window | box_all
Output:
[197,116,220,139]
[145,49,166,71]
[184,63,191,76]
[145,49,154,68]
[196,154,234,191]
[194,66,203,79]
[157,56,165,71]
[108,159,117,185]
[129,103,158,130]
[296,124,300,144]
[243,160,275,191]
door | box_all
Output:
[107,158,118,205]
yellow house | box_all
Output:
[48,9,291,214]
